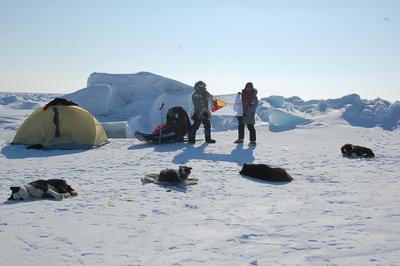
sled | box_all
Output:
[135,106,191,144]
[135,124,186,144]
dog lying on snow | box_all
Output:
[239,163,293,182]
[341,144,375,158]
[142,166,198,187]
[8,179,77,201]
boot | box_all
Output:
[205,128,216,143]
[206,138,216,144]
[188,129,196,144]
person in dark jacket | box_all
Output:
[234,82,258,145]
[188,81,216,144]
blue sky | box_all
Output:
[1,0,399,101]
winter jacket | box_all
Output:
[241,88,258,124]
[192,87,211,120]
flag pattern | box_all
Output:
[211,96,227,112]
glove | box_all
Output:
[202,110,211,120]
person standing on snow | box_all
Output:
[234,82,258,145]
[189,81,216,144]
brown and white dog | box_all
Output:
[8,179,78,201]
[341,144,375,158]
[158,166,192,185]
[143,166,197,186]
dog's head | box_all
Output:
[167,108,179,121]
[341,144,354,156]
[8,186,30,201]
[239,163,249,175]
[178,166,192,181]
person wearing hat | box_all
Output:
[234,82,258,145]
[189,81,216,144]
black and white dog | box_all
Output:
[143,166,197,186]
[341,144,375,158]
[8,179,78,201]
[239,163,293,182]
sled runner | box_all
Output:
[135,124,185,144]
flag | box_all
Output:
[209,93,243,116]
[211,97,227,112]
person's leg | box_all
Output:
[238,116,245,139]
[189,118,201,143]
[247,123,256,142]
[185,122,192,142]
[203,119,215,143]
[234,116,244,143]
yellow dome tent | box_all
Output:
[13,101,108,149]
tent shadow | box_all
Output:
[241,175,292,186]
[172,143,255,165]
[1,144,88,159]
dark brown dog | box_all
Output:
[239,163,293,182]
[341,144,375,158]
[166,106,192,141]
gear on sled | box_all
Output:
[135,106,192,144]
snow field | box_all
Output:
[1,118,400,265]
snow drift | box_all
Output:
[257,94,399,131]
[63,72,194,136]
[62,72,399,133]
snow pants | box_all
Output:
[190,118,212,141]
[237,116,256,142]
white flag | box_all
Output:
[210,93,243,116]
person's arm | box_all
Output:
[192,92,200,113]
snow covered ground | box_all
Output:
[1,93,400,265]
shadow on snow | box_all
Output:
[1,144,88,159]
[129,142,256,165]
[240,175,292,186]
